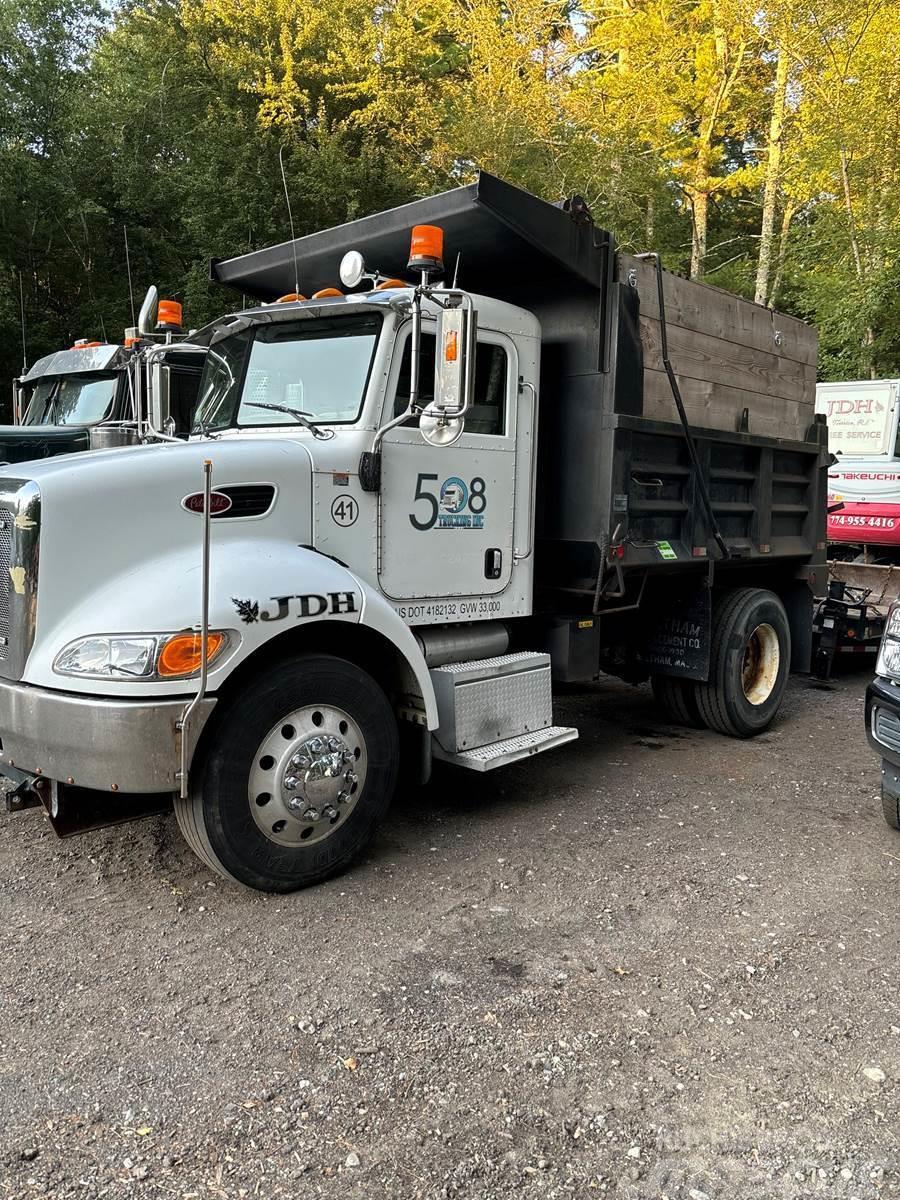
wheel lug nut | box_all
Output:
[291,754,310,769]
[337,790,350,804]
[344,770,357,787]
[309,737,324,753]
[327,736,341,751]
[287,795,306,812]
[322,805,338,819]
[342,749,354,763]
[305,807,321,822]
[283,775,300,791]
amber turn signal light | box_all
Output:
[158,631,226,677]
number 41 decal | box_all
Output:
[409,473,487,531]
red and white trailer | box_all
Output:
[819,379,900,556]
[813,380,900,677]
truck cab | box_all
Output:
[191,286,538,623]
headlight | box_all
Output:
[876,603,900,680]
[53,631,231,680]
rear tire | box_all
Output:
[695,588,790,738]
[651,674,704,728]
[175,655,398,892]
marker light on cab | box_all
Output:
[53,630,233,681]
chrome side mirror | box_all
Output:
[138,286,159,336]
[420,405,465,447]
[434,299,475,418]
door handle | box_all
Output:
[485,548,502,579]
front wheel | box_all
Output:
[175,655,399,892]
[695,588,791,738]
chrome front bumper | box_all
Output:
[0,679,216,793]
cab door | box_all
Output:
[378,324,517,603]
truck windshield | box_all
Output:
[193,313,382,432]
[22,373,118,426]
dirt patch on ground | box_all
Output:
[1,667,897,1198]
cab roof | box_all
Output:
[23,344,124,382]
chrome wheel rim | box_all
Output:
[741,623,780,706]
[248,704,367,847]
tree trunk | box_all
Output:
[690,189,708,279]
[754,46,789,306]
[767,200,795,309]
[839,149,876,370]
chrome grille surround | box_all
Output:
[873,705,900,756]
[0,478,40,682]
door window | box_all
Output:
[392,331,509,435]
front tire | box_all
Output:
[175,655,399,892]
[695,588,791,738]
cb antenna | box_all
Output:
[279,144,301,297]
[123,225,136,327]
[451,252,461,289]
[18,271,27,373]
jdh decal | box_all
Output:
[231,592,357,624]
[409,473,487,531]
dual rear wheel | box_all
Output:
[652,587,791,738]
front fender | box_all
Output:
[27,544,439,730]
[26,543,360,696]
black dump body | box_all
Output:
[212,173,828,666]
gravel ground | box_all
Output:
[1,666,898,1199]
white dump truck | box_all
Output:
[0,174,827,891]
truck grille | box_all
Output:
[874,707,900,755]
[0,478,41,681]
[0,512,11,660]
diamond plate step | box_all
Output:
[432,725,578,772]
[430,652,552,754]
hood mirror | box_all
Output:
[339,251,367,289]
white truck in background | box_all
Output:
[819,379,900,558]
[812,380,900,677]
[0,174,827,892]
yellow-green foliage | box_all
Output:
[0,0,897,387]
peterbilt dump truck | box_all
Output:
[6,291,205,463]
[0,174,826,892]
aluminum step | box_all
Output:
[432,725,579,772]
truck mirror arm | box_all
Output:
[359,285,475,492]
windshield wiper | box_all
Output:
[246,402,335,440]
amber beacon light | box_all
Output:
[407,225,444,275]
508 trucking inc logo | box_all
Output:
[409,473,487,531]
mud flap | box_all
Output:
[635,587,711,681]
